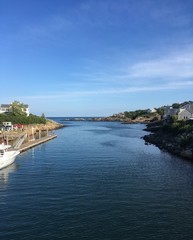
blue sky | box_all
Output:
[1,0,193,116]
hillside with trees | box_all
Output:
[0,101,46,125]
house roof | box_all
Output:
[181,103,193,109]
[187,108,193,114]
[1,104,28,108]
[180,108,193,114]
[0,104,11,108]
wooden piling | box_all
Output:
[19,135,57,153]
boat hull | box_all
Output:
[0,151,20,170]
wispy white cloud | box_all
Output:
[69,45,193,88]
[128,48,193,80]
[20,79,193,100]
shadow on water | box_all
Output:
[101,140,117,147]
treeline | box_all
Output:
[171,100,193,109]
[0,113,47,125]
[124,109,157,120]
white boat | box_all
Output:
[0,144,20,170]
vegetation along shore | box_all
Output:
[99,101,193,160]
[143,119,193,160]
[0,101,64,147]
[60,101,193,160]
[1,100,193,160]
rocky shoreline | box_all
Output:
[92,115,160,124]
[22,119,65,134]
[143,122,193,160]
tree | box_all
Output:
[12,101,26,116]
[41,113,46,119]
[156,107,164,117]
[172,103,180,109]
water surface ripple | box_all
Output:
[0,120,193,240]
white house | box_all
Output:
[147,108,157,113]
[178,103,193,120]
[21,105,30,116]
[0,103,30,116]
[0,104,12,114]
[2,122,13,131]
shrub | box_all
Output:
[161,121,193,134]
[180,136,192,149]
[0,113,47,125]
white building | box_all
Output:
[178,109,193,120]
[178,103,193,120]
[147,108,157,113]
[0,103,30,116]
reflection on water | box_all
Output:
[0,162,18,186]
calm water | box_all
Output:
[0,120,193,240]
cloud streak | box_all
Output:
[128,48,193,80]
[70,45,193,88]
[20,79,193,100]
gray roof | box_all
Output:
[180,108,193,114]
[181,103,193,109]
[1,104,28,108]
[1,104,11,108]
[187,108,193,114]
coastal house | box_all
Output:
[0,103,30,116]
[163,106,179,119]
[178,108,193,120]
[2,122,13,131]
[20,105,30,116]
[113,112,125,118]
[180,103,193,110]
[177,102,193,120]
[0,104,12,114]
[147,108,157,113]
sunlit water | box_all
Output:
[0,120,193,240]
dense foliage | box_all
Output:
[0,100,46,125]
[161,120,193,134]
[11,101,26,116]
[155,107,164,117]
[124,109,156,120]
[0,113,46,125]
[172,103,180,109]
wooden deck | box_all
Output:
[18,135,57,152]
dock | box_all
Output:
[19,134,57,152]
[1,128,58,153]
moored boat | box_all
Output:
[0,144,20,170]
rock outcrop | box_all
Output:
[23,119,64,134]
[143,122,193,160]
[94,115,160,124]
